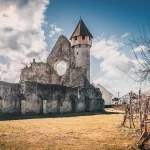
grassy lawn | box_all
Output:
[0,109,139,150]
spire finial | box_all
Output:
[80,15,81,20]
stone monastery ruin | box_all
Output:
[0,19,104,116]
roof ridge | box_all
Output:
[70,19,93,40]
[79,19,81,35]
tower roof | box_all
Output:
[70,19,93,40]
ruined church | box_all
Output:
[0,19,104,116]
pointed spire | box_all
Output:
[70,18,93,40]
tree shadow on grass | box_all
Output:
[0,111,124,121]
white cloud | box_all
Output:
[91,35,141,96]
[133,45,149,52]
[121,32,130,38]
[132,58,144,65]
[110,35,117,39]
[92,76,140,97]
[91,36,132,77]
[0,0,49,83]
[49,23,63,37]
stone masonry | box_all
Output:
[20,35,90,87]
[0,19,104,116]
[0,81,104,115]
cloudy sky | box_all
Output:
[0,0,150,97]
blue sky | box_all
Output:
[44,0,150,96]
[44,0,150,38]
[0,0,150,97]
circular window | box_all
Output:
[55,61,67,76]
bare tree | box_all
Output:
[127,20,150,84]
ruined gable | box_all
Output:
[20,36,72,85]
[47,35,73,86]
[20,34,88,87]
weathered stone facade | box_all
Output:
[0,19,104,116]
[0,81,104,116]
[20,19,92,87]
[20,35,90,87]
[0,81,21,115]
[20,61,51,84]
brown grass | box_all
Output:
[0,109,139,150]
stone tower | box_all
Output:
[70,18,93,82]
[20,18,93,87]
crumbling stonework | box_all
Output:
[0,81,104,115]
[21,82,104,114]
[0,19,105,116]
[0,81,20,115]
[20,35,89,87]
[20,61,51,84]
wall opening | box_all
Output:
[75,36,77,40]
[55,61,67,76]
[82,36,85,40]
[85,97,90,112]
[70,95,76,113]
[57,95,62,113]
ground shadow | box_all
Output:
[0,111,124,121]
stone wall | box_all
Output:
[20,82,104,114]
[20,35,91,87]
[0,25,105,116]
[20,61,52,84]
[0,81,104,116]
[0,81,21,115]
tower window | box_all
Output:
[77,52,78,55]
[75,36,77,40]
[89,37,91,40]
[82,36,85,40]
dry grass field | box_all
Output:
[0,109,140,150]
